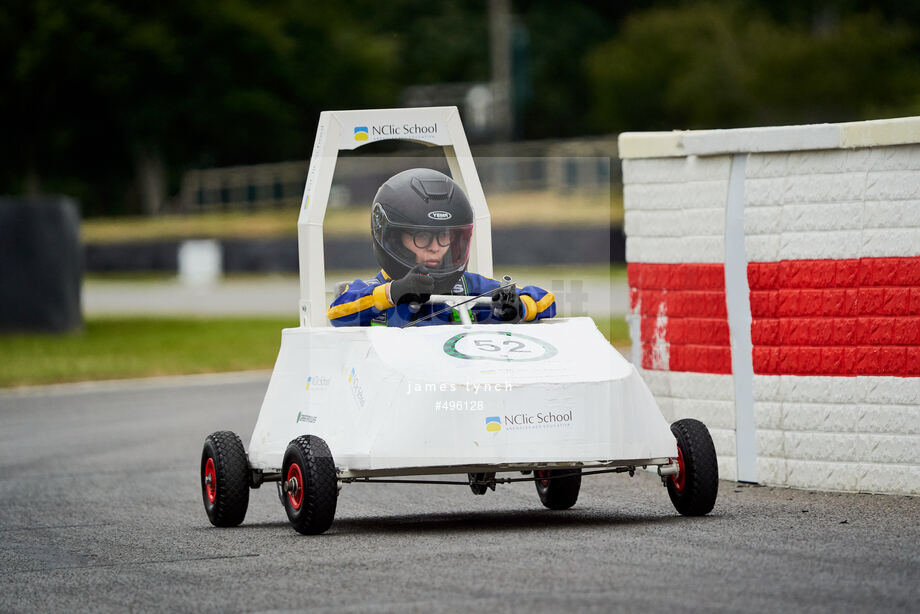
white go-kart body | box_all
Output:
[201,107,717,535]
[249,315,676,476]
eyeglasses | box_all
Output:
[410,229,452,249]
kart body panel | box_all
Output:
[248,317,677,474]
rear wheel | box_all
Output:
[534,468,581,510]
[667,419,719,516]
[281,435,338,535]
[201,431,250,527]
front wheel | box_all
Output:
[667,419,719,516]
[534,468,581,510]
[281,435,338,535]
[201,431,250,527]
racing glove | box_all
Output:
[389,265,434,306]
[492,289,524,323]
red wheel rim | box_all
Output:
[671,446,686,492]
[287,463,304,510]
[204,457,217,503]
[536,469,550,488]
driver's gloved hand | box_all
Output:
[492,290,524,323]
[389,265,434,305]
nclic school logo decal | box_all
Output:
[486,416,501,432]
[354,126,369,141]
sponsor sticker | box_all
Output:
[499,410,573,432]
[348,367,366,409]
[353,122,440,144]
[305,375,331,391]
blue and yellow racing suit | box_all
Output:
[327,271,556,327]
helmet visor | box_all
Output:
[373,206,473,275]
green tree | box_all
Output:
[0,0,397,215]
[585,2,920,132]
[351,0,491,86]
[518,0,616,138]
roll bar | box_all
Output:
[297,107,493,327]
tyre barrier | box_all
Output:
[0,196,82,333]
[620,117,920,495]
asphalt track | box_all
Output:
[1,374,918,613]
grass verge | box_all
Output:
[0,317,294,388]
[0,316,630,388]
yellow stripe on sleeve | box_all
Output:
[535,292,555,313]
[373,283,394,311]
[326,294,376,320]
[520,294,538,322]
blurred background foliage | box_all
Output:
[587,1,920,131]
[2,0,919,216]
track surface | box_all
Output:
[1,375,917,613]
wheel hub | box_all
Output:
[285,464,304,510]
[671,446,686,492]
[204,457,217,503]
[284,477,300,494]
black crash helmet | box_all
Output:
[371,168,474,293]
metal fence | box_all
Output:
[176,137,620,212]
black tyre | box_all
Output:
[281,435,338,535]
[534,468,582,510]
[667,418,719,516]
[201,431,250,527]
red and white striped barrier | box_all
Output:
[620,118,920,495]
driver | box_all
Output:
[327,168,556,327]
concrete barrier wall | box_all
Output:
[620,117,920,495]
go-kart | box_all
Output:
[200,107,719,535]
